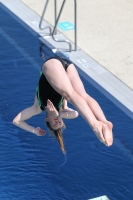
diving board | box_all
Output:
[88,195,110,200]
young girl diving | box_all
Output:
[13,57,113,153]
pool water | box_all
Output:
[0,5,133,200]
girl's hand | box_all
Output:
[34,127,46,136]
[60,99,78,112]
[60,101,79,119]
[45,99,59,117]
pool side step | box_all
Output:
[88,195,110,200]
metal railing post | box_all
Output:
[54,0,57,35]
[39,0,52,35]
[52,0,77,52]
[39,0,77,51]
[74,0,77,51]
[52,0,72,52]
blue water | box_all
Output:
[0,5,133,200]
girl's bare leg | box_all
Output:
[66,64,113,145]
[66,64,106,121]
[42,59,113,146]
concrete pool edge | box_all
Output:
[1,0,133,120]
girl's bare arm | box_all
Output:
[12,105,45,136]
[60,99,79,119]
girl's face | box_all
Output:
[47,116,64,130]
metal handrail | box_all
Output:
[39,0,52,35]
[39,0,77,51]
[54,0,57,35]
[52,0,77,52]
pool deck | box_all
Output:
[1,0,133,120]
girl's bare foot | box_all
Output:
[93,121,106,145]
[103,121,113,146]
[93,121,113,146]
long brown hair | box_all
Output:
[46,121,66,154]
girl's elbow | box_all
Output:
[75,111,79,118]
[12,119,17,125]
[12,112,23,126]
[12,118,20,126]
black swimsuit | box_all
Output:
[36,57,72,111]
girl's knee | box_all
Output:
[61,90,75,102]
